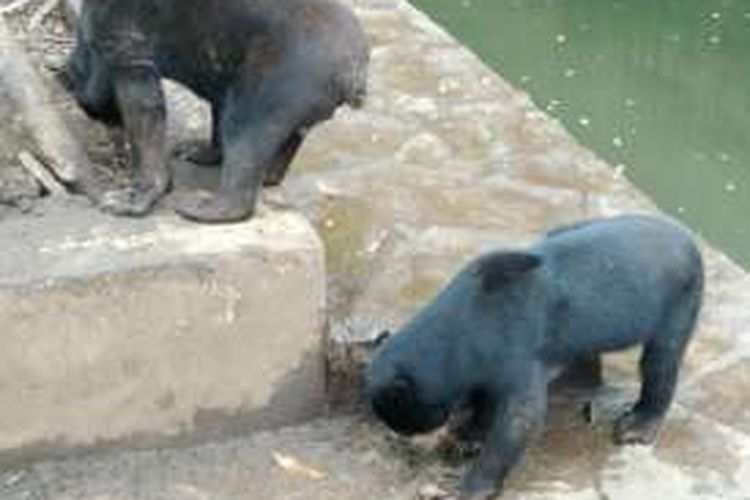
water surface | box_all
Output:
[413,0,750,269]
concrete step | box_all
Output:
[0,416,420,500]
[0,198,326,464]
[3,400,748,500]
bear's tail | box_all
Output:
[340,53,369,109]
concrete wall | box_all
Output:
[0,200,326,463]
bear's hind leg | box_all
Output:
[176,101,224,167]
[554,355,603,391]
[263,131,304,187]
[614,286,701,445]
[552,356,605,424]
[175,107,294,222]
[176,65,336,223]
[613,342,682,444]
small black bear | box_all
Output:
[366,215,704,499]
[63,0,369,222]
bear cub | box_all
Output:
[366,215,704,499]
[63,0,369,222]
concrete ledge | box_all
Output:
[0,200,326,463]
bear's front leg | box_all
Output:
[101,65,169,216]
[459,370,547,500]
[440,390,497,458]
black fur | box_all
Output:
[63,0,369,221]
[366,215,704,498]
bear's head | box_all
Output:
[365,250,543,436]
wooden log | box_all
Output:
[0,17,90,187]
[17,150,67,196]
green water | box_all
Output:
[413,0,750,270]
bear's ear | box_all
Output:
[476,251,542,293]
[374,329,392,347]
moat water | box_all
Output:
[413,0,750,270]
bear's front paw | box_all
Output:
[99,187,161,217]
[176,191,254,223]
[459,471,500,500]
[613,410,662,445]
[457,489,497,500]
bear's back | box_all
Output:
[536,215,702,354]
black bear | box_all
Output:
[63,0,369,222]
[366,215,704,499]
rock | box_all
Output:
[0,200,326,462]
